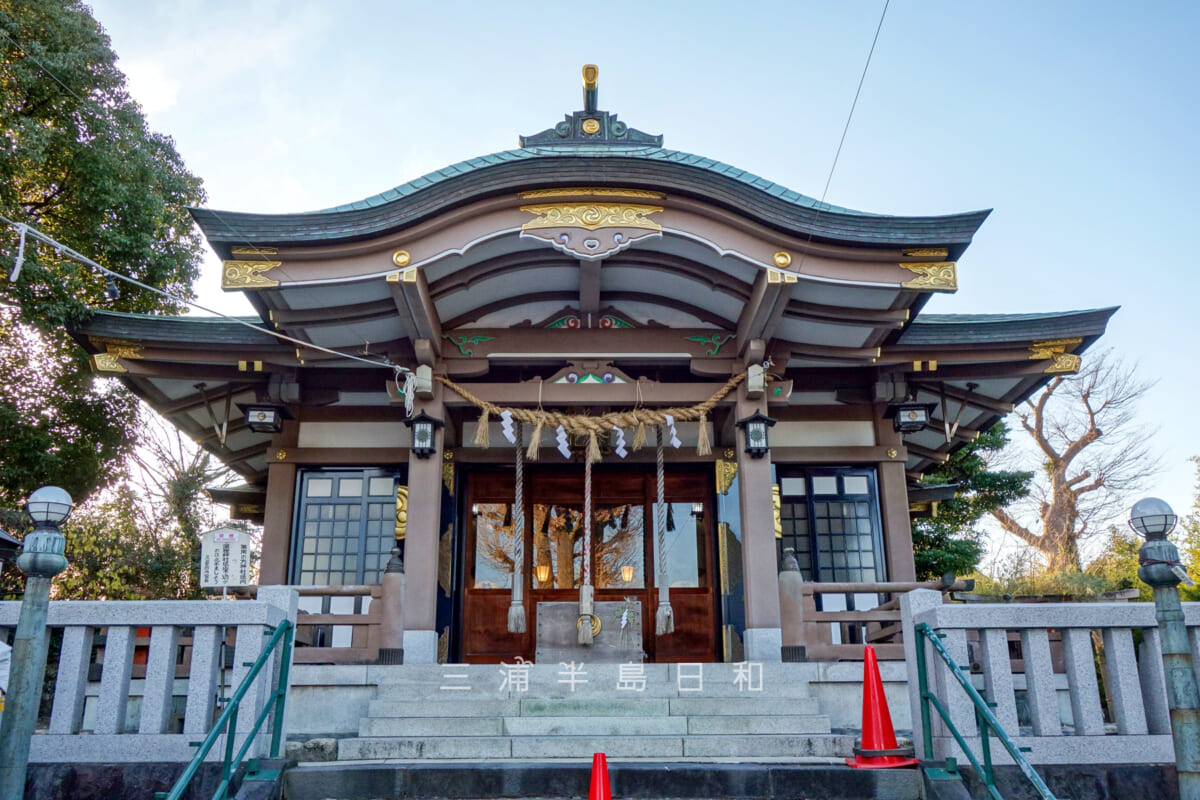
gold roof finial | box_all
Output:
[582,64,598,113]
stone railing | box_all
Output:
[901,588,1200,765]
[778,575,971,661]
[0,587,297,762]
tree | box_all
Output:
[912,422,1032,580]
[989,350,1157,571]
[0,0,205,508]
[1177,457,1200,602]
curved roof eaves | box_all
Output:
[898,307,1118,346]
[190,146,991,251]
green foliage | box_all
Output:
[0,0,205,507]
[970,565,1125,600]
[1178,457,1200,602]
[912,422,1033,580]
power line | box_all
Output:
[0,214,405,372]
[796,0,891,273]
[0,24,407,374]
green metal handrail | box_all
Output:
[914,622,1064,800]
[157,619,295,800]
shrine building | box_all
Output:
[71,66,1115,667]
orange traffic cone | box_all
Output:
[845,645,918,769]
[589,752,612,800]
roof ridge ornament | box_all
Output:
[519,65,663,149]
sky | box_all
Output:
[85,0,1200,559]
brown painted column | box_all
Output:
[259,420,299,585]
[402,385,444,662]
[735,389,782,662]
[874,412,917,582]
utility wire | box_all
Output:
[0,214,405,372]
[796,0,891,273]
[0,26,407,373]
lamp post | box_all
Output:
[1130,497,1200,800]
[0,486,73,800]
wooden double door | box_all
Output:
[461,467,719,663]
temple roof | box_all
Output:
[190,147,990,255]
[71,67,1117,485]
[898,308,1117,345]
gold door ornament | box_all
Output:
[395,486,409,540]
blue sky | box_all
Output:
[87,1,1200,549]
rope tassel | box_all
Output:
[632,421,647,451]
[526,420,543,461]
[579,452,595,645]
[507,421,527,633]
[654,427,675,635]
[474,408,491,449]
[696,413,711,457]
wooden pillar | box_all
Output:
[402,385,444,662]
[874,413,916,582]
[735,388,782,661]
[259,420,299,585]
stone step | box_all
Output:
[510,735,683,759]
[669,696,820,716]
[286,761,921,800]
[358,716,504,737]
[367,698,522,718]
[683,733,856,758]
[338,736,512,761]
[502,715,688,737]
[336,733,856,761]
[518,698,671,717]
[685,714,832,735]
[373,681,815,700]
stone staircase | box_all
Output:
[337,663,856,761]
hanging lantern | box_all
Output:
[236,402,291,434]
[621,565,635,584]
[536,563,551,586]
[736,411,776,459]
[884,401,937,433]
[405,410,444,458]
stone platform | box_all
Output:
[334,663,858,762]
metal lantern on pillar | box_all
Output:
[736,411,776,459]
[236,402,292,434]
[884,401,937,433]
[406,410,444,459]
[1128,496,1178,540]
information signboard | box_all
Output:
[199,527,253,588]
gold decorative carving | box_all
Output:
[582,63,598,90]
[89,352,126,374]
[395,486,409,540]
[1029,338,1083,374]
[1045,353,1082,374]
[724,448,735,459]
[773,251,792,268]
[772,484,782,539]
[275,449,287,461]
[392,250,411,267]
[715,459,738,496]
[899,261,957,292]
[437,626,449,664]
[222,260,281,289]
[887,448,899,459]
[902,248,949,257]
[582,118,600,134]
[231,246,278,256]
[520,188,665,200]
[105,344,143,360]
[234,504,265,515]
[438,523,453,596]
[442,450,455,493]
[519,203,663,232]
